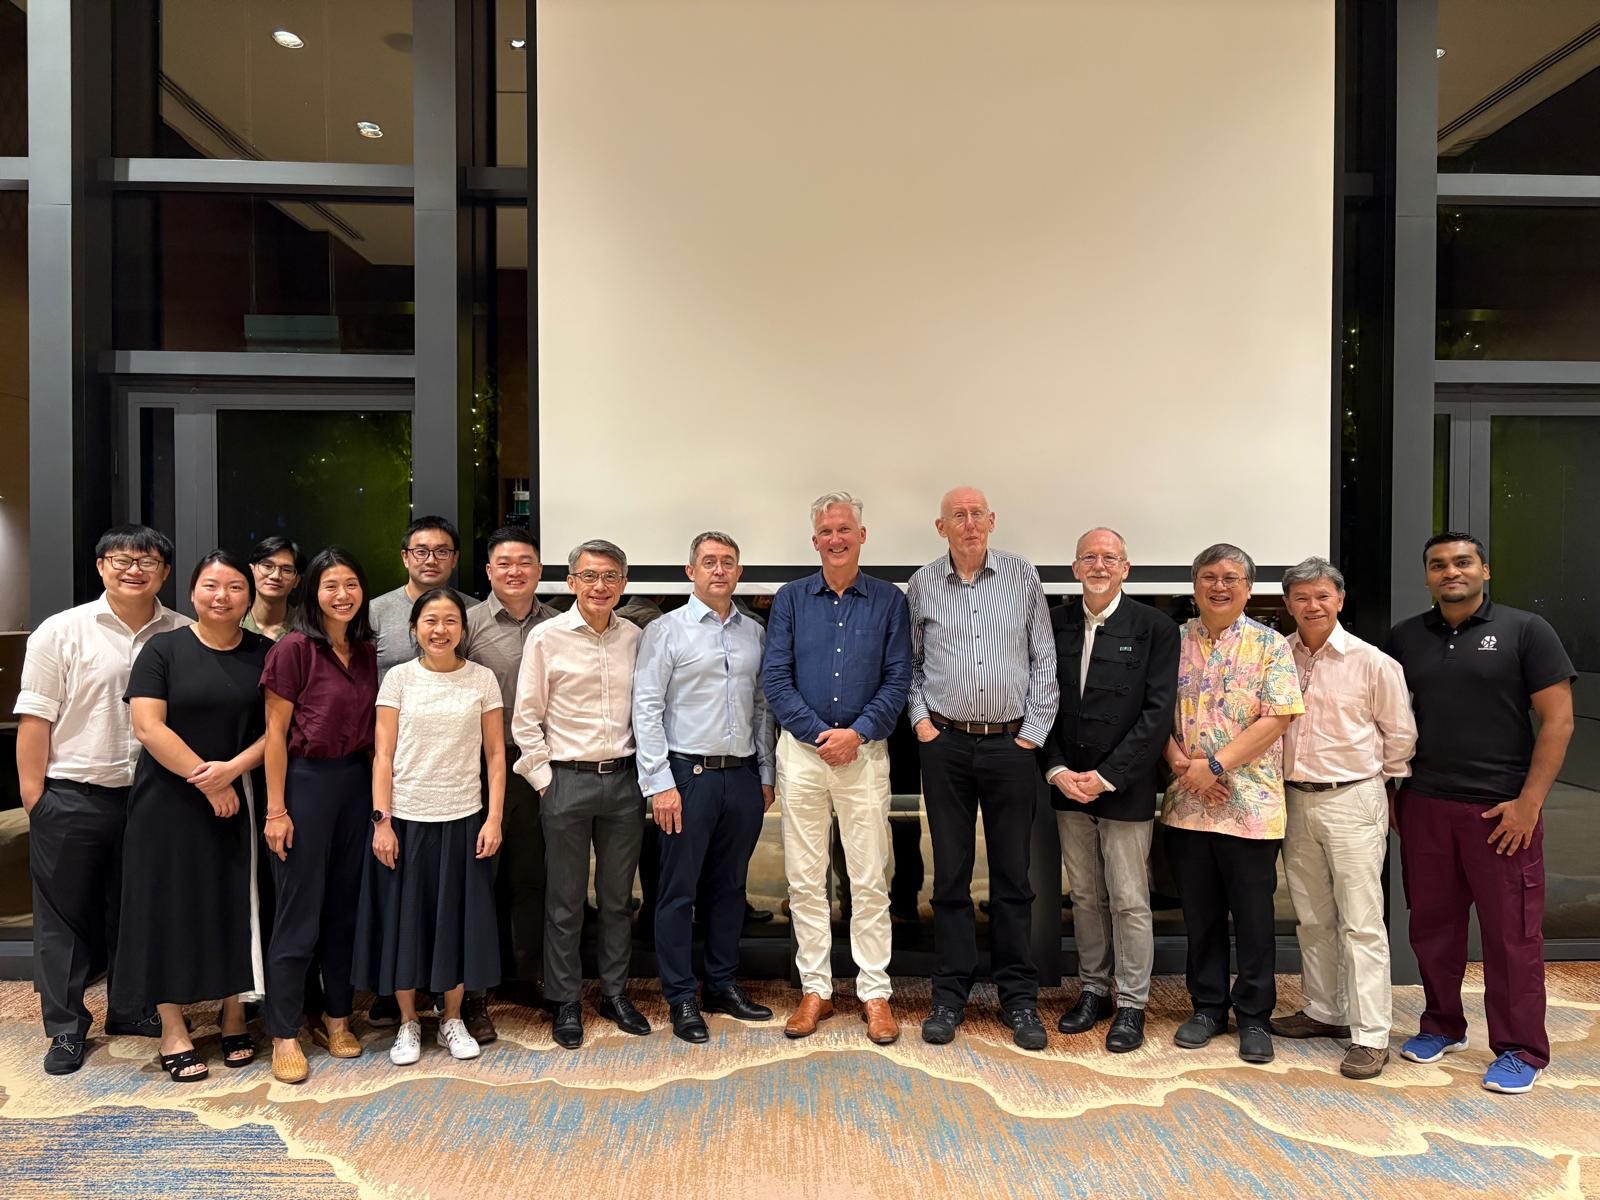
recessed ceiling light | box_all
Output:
[509,38,527,50]
[1436,47,1447,59]
[272,30,305,49]
[356,121,384,139]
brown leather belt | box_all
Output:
[1287,775,1375,793]
[552,756,634,775]
[929,711,1023,736]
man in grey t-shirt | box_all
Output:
[370,515,475,681]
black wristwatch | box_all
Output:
[371,810,390,826]
[1206,753,1225,778]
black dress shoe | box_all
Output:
[1238,1024,1275,1064]
[461,993,497,1044]
[598,994,651,1036]
[701,983,772,1021]
[105,1012,162,1038]
[744,902,774,924]
[44,1035,86,1075]
[1105,1008,1145,1053]
[1003,1007,1048,1051]
[920,1004,965,1045]
[551,1002,584,1049]
[1174,1011,1227,1049]
[1056,990,1115,1035]
[671,1001,709,1044]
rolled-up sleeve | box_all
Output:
[15,619,67,723]
[1372,653,1418,780]
[632,620,676,797]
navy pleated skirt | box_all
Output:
[352,812,500,995]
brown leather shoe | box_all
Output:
[1268,1009,1351,1040]
[861,998,899,1046]
[271,1038,308,1084]
[311,1025,363,1059]
[1340,1044,1389,1080]
[784,993,835,1039]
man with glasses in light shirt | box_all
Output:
[16,525,193,1075]
[1270,557,1415,1080]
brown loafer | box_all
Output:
[1340,1044,1389,1080]
[861,998,899,1046]
[311,1025,364,1059]
[784,993,835,1039]
[271,1038,308,1084]
[1268,1009,1351,1040]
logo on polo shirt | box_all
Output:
[1478,635,1498,651]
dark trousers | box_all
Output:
[29,779,143,1039]
[656,759,764,1004]
[919,730,1039,1012]
[263,756,370,1039]
[1166,824,1280,1026]
[541,767,643,1003]
[495,765,546,987]
[1399,788,1549,1068]
[252,766,325,1020]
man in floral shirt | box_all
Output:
[1161,543,1304,1064]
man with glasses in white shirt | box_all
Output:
[16,525,193,1075]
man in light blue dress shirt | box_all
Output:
[634,531,777,1043]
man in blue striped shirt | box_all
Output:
[763,492,912,1045]
[908,486,1059,1050]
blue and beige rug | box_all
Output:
[0,965,1596,1199]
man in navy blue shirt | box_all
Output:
[763,492,912,1045]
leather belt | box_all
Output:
[670,752,756,771]
[1287,775,1375,793]
[552,756,634,775]
[929,711,1023,736]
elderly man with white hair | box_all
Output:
[1270,556,1415,1080]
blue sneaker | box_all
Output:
[1482,1051,1541,1094]
[1399,1032,1468,1064]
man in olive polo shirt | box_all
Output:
[1386,532,1575,1095]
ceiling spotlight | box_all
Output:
[1436,47,1447,59]
[272,30,305,49]
[509,37,527,50]
[356,121,384,139]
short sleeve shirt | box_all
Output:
[1160,615,1305,840]
[260,632,378,759]
[377,658,503,821]
[1385,599,1575,803]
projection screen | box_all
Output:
[536,0,1335,588]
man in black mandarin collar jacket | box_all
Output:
[1042,528,1179,1053]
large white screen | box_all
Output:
[537,0,1334,577]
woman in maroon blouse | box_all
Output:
[260,547,378,1084]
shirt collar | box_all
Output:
[557,604,620,638]
[1422,597,1494,629]
[1193,613,1249,644]
[92,591,176,636]
[807,570,867,598]
[943,550,995,582]
[1290,620,1349,657]
[687,594,742,627]
[485,592,547,625]
[1084,591,1122,627]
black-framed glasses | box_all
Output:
[404,546,458,562]
[104,555,165,573]
[254,562,299,578]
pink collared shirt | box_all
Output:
[1284,622,1417,784]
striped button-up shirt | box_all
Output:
[906,549,1059,746]
[633,595,776,796]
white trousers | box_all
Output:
[1284,776,1392,1048]
[777,731,893,1000]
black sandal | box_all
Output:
[158,1049,210,1082]
[220,1033,257,1068]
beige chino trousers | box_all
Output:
[1284,776,1392,1048]
[777,731,894,1001]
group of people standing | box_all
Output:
[18,487,1573,1098]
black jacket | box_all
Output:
[1042,595,1179,821]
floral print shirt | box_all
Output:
[1160,614,1304,840]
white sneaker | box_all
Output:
[389,1020,422,1066]
[437,1017,481,1060]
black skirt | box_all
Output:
[352,812,500,994]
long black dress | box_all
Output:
[112,627,270,1010]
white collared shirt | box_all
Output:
[1285,621,1417,784]
[14,593,193,787]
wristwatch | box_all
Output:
[371,810,390,826]
[1205,753,1225,778]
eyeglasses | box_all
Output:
[1076,554,1125,567]
[945,510,990,526]
[572,570,625,586]
[254,563,299,579]
[404,546,457,562]
[1197,573,1248,589]
[104,555,164,573]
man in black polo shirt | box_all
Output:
[1386,532,1575,1095]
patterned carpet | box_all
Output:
[0,966,1596,1199]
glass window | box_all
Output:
[1438,206,1600,361]
[136,0,413,162]
[0,0,24,157]
[1433,412,1451,534]
[216,408,414,596]
[114,195,414,353]
[1487,411,1600,940]
[0,192,27,630]
[493,205,529,527]
[495,0,528,166]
